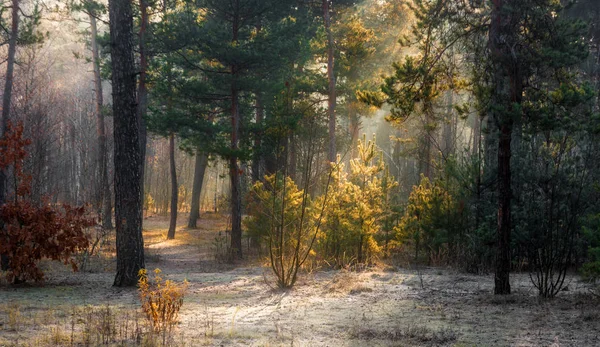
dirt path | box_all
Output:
[1,214,600,346]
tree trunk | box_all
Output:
[138,0,149,205]
[323,0,336,162]
[110,0,145,287]
[443,91,455,159]
[495,121,512,294]
[0,0,19,141]
[90,12,113,230]
[229,4,243,260]
[472,113,481,159]
[422,101,433,180]
[252,24,264,183]
[230,87,243,259]
[289,134,297,181]
[252,94,264,183]
[490,0,522,295]
[0,0,20,271]
[167,133,178,239]
[188,152,208,228]
[349,109,359,159]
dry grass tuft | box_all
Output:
[326,271,373,295]
[351,324,458,345]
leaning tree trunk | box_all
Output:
[188,152,208,228]
[110,0,145,287]
[323,0,336,163]
[90,12,113,230]
[167,133,178,239]
[0,0,20,271]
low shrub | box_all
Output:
[0,122,94,283]
[138,268,188,335]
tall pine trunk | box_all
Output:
[252,95,263,182]
[289,134,297,181]
[90,13,113,230]
[110,0,145,287]
[323,0,336,162]
[490,0,522,295]
[230,86,243,259]
[188,152,208,228]
[251,23,264,183]
[443,92,455,159]
[0,0,20,271]
[167,133,177,239]
[229,3,243,260]
[138,0,149,204]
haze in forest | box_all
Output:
[1,0,600,346]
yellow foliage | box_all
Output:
[396,175,457,263]
[316,136,398,267]
[138,268,188,333]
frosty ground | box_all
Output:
[1,214,599,346]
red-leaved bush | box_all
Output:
[0,122,95,283]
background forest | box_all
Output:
[0,0,600,297]
[3,0,600,345]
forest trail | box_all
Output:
[144,213,232,274]
[0,213,599,346]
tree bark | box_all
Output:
[349,109,359,159]
[495,121,512,294]
[422,101,433,180]
[138,0,149,205]
[490,0,522,295]
[0,0,20,271]
[230,86,243,259]
[252,94,264,183]
[289,134,297,181]
[188,152,208,228]
[472,113,481,159]
[323,0,336,162]
[229,3,243,260]
[443,91,455,159]
[251,24,264,183]
[110,0,145,287]
[167,133,177,239]
[90,12,113,230]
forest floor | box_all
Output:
[1,214,600,347]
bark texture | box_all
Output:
[167,133,177,239]
[229,3,243,260]
[110,0,145,287]
[0,0,20,271]
[90,13,113,230]
[188,152,208,228]
[252,95,263,183]
[137,0,149,206]
[230,86,243,259]
[490,0,522,295]
[323,0,336,163]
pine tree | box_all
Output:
[487,0,589,294]
[110,0,145,287]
